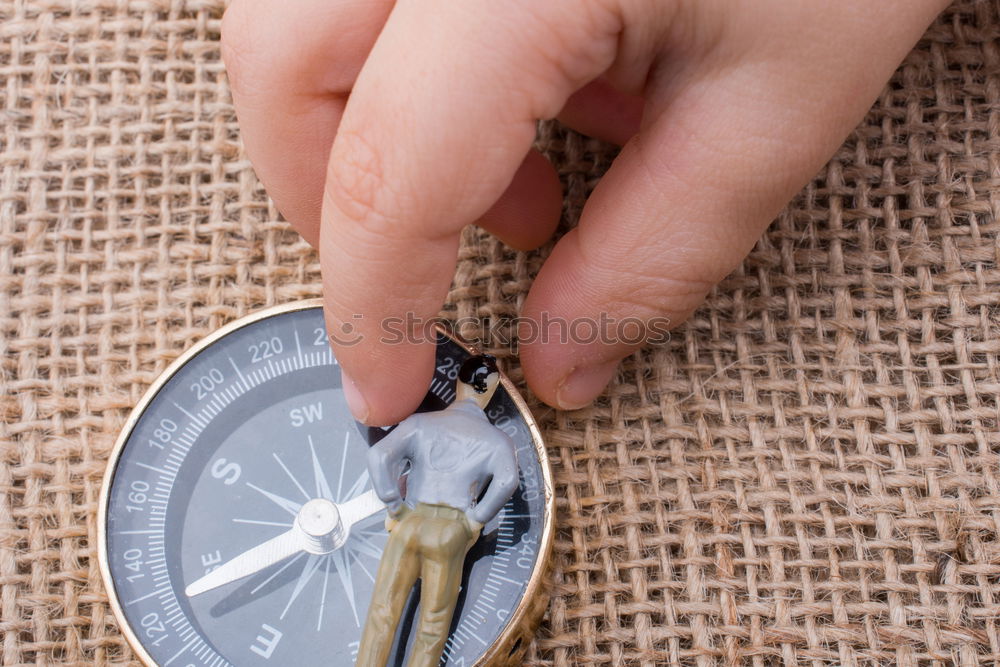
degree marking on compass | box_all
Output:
[171,401,207,429]
[132,461,175,478]
[472,600,494,616]
[163,634,198,666]
[294,330,304,368]
[488,572,522,586]
[245,482,302,517]
[125,585,170,606]
[455,622,487,645]
[272,452,310,501]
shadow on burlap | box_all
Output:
[3,1,1000,665]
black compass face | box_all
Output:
[103,305,547,666]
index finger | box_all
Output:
[321,1,620,424]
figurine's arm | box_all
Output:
[469,435,519,526]
[366,418,417,512]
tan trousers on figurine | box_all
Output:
[356,503,481,667]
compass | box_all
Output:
[98,300,554,666]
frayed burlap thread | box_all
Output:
[3,0,1000,665]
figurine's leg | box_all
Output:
[407,518,481,667]
[356,515,421,667]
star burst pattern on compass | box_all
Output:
[231,431,386,629]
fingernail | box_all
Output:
[341,369,370,424]
[555,360,619,410]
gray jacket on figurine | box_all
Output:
[367,397,519,527]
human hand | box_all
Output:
[222,0,948,425]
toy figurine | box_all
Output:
[356,355,520,667]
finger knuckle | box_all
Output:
[585,244,714,321]
[615,271,713,321]
[325,130,403,238]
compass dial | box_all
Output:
[99,301,553,666]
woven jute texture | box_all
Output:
[3,1,1000,665]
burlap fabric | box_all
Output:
[3,1,1000,665]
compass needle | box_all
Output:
[185,528,303,597]
[232,518,294,528]
[336,488,384,529]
